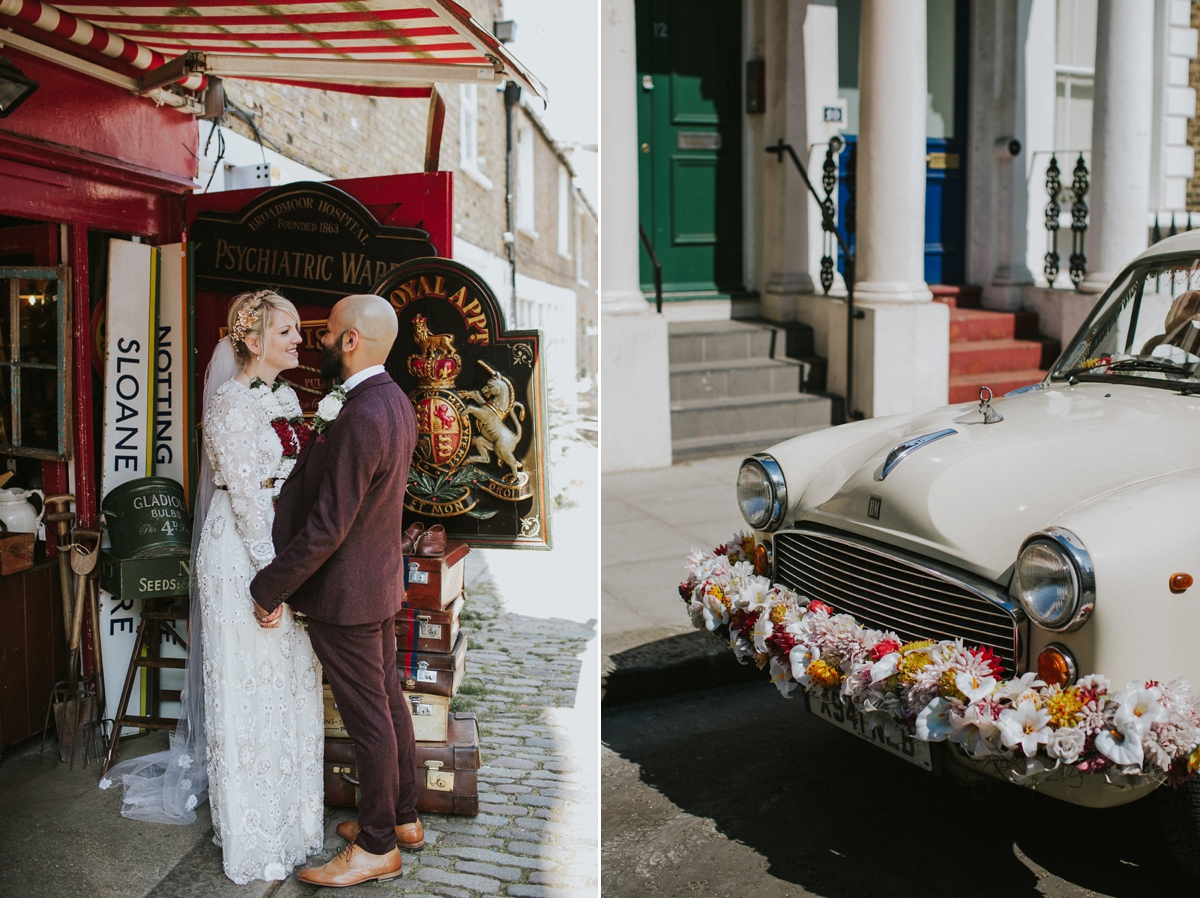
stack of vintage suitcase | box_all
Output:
[324,539,480,816]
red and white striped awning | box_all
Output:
[0,0,544,103]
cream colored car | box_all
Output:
[734,231,1200,876]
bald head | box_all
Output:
[323,293,397,381]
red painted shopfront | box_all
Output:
[0,48,197,747]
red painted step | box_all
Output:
[950,338,1043,375]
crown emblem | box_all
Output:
[407,314,462,387]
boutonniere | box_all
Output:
[311,386,348,434]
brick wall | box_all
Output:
[219,0,510,258]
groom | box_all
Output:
[250,293,422,887]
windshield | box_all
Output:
[1053,253,1200,390]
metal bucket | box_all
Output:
[101,477,192,559]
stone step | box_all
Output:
[949,338,1044,376]
[671,391,832,442]
[949,368,1047,404]
[668,319,778,365]
[931,284,983,309]
[672,423,830,462]
[669,357,807,402]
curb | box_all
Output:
[601,630,765,707]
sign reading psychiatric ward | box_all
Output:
[190,182,437,307]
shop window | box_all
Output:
[517,125,536,236]
[0,267,72,460]
[557,168,572,258]
[459,83,493,189]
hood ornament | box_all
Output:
[978,386,1004,424]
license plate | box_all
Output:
[806,694,933,770]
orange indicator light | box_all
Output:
[1170,573,1193,594]
[753,544,769,576]
[1037,646,1076,687]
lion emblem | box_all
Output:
[412,314,457,359]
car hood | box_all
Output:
[788,382,1200,581]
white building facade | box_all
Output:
[602,0,1199,472]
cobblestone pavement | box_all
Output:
[278,558,599,898]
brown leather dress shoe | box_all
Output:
[414,524,446,557]
[336,819,425,851]
[296,841,401,887]
[401,522,424,554]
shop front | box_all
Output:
[0,0,546,759]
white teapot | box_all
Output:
[0,488,44,533]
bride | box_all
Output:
[102,290,324,884]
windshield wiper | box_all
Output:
[1058,357,1195,380]
[1105,357,1196,376]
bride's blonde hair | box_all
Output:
[227,290,301,368]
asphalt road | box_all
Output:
[602,681,1198,898]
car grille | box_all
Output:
[773,529,1020,674]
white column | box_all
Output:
[829,0,946,418]
[759,0,813,322]
[1078,0,1155,294]
[853,0,931,304]
[600,0,673,472]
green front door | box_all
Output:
[636,0,743,297]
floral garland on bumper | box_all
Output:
[682,534,1200,788]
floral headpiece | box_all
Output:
[229,304,262,346]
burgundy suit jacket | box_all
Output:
[250,372,416,624]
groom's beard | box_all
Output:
[321,339,345,386]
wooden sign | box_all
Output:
[376,258,551,550]
[189,182,438,306]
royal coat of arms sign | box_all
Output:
[376,258,550,550]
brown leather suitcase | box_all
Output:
[403,540,470,610]
[395,594,462,654]
[398,630,467,696]
[323,713,481,816]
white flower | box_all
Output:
[869,651,900,686]
[1094,719,1144,768]
[177,753,193,769]
[700,592,729,632]
[949,702,1005,758]
[98,777,113,790]
[915,697,954,742]
[770,657,797,698]
[751,613,774,653]
[996,699,1053,757]
[185,794,198,811]
[1046,726,1085,764]
[688,598,706,629]
[316,390,345,423]
[263,863,286,880]
[738,579,774,613]
[790,643,818,684]
[1112,683,1164,737]
[993,671,1046,706]
[955,671,997,704]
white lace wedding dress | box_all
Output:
[197,379,324,884]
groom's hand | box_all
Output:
[253,601,282,629]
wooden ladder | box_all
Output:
[99,596,188,778]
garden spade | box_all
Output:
[43,493,75,633]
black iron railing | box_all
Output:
[638,222,663,314]
[1043,152,1089,288]
[766,137,862,420]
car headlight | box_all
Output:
[737,454,787,531]
[1013,528,1095,631]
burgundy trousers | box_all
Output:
[308,616,418,855]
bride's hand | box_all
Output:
[253,602,282,629]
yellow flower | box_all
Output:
[769,603,788,624]
[806,659,843,688]
[708,584,730,609]
[901,639,935,654]
[741,534,756,554]
[898,651,932,682]
[938,668,966,702]
[1189,744,1200,775]
[1044,686,1085,728]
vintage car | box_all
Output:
[727,231,1200,877]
